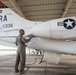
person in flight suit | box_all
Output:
[15,29,32,74]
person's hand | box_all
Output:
[25,34,35,38]
[30,35,35,38]
[32,35,35,37]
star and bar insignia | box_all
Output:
[58,19,76,29]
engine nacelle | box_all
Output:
[32,17,76,40]
[43,52,60,64]
[32,22,51,39]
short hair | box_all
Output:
[19,29,24,33]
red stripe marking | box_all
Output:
[0,2,6,7]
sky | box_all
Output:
[0,45,16,49]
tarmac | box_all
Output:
[0,52,76,75]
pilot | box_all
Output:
[15,29,32,74]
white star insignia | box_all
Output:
[64,20,74,28]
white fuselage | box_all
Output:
[0,8,76,55]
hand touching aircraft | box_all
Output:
[0,2,76,64]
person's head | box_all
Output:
[19,29,25,35]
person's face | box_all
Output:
[20,30,25,35]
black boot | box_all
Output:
[15,69,19,73]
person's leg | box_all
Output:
[20,52,25,71]
[15,52,20,72]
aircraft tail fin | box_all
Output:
[0,2,43,36]
[0,1,36,30]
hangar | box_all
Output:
[0,0,76,75]
[1,0,76,21]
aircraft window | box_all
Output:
[0,10,2,13]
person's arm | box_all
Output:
[26,36,33,43]
[21,36,33,43]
